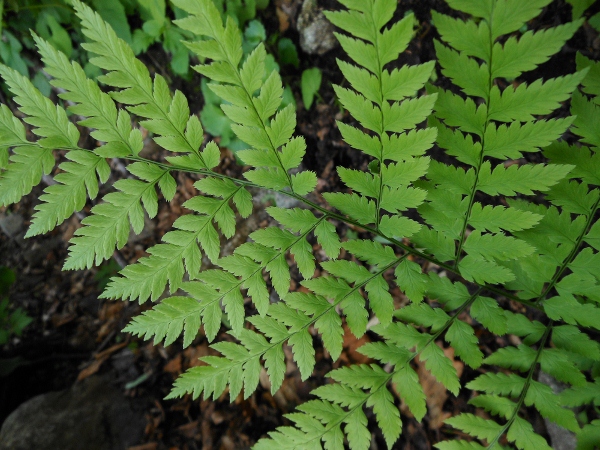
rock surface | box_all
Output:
[0,376,146,450]
[296,0,337,55]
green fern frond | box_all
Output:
[124,294,204,347]
[26,151,110,237]
[5,0,600,449]
[0,63,81,207]
[174,0,314,194]
[0,104,29,171]
[73,0,213,170]
[64,162,172,270]
[33,34,143,158]
[102,177,250,303]
[257,286,479,449]
[323,0,435,238]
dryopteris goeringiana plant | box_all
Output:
[0,0,599,448]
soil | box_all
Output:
[1,0,600,449]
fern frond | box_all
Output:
[64,162,173,270]
[33,34,143,159]
[102,176,251,303]
[174,0,315,195]
[424,2,593,448]
[0,63,81,207]
[169,250,406,404]
[124,294,204,348]
[323,0,435,237]
[26,151,110,237]
[73,0,214,170]
[257,286,479,449]
[5,1,600,449]
[423,0,584,288]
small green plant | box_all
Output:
[301,67,321,109]
[1,0,600,448]
[0,267,32,345]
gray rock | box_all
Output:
[0,213,24,244]
[297,0,337,55]
[0,376,146,450]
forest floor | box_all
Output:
[1,0,600,449]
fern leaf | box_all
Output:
[395,303,450,332]
[488,0,553,40]
[124,295,203,347]
[323,192,376,225]
[484,345,536,372]
[425,273,471,310]
[431,87,487,136]
[412,227,456,262]
[176,0,315,195]
[491,21,582,79]
[577,420,600,450]
[421,342,461,395]
[395,259,428,303]
[540,348,586,387]
[435,41,489,99]
[488,72,587,122]
[64,163,170,270]
[543,296,600,331]
[445,320,483,368]
[344,408,371,450]
[507,416,552,450]
[431,11,491,62]
[0,64,79,149]
[560,379,600,407]
[288,328,316,380]
[469,394,516,420]
[463,231,535,262]
[445,414,504,443]
[367,387,402,448]
[0,101,30,177]
[102,181,249,303]
[468,204,542,234]
[0,145,55,207]
[33,34,143,158]
[467,372,526,399]
[470,296,508,335]
[459,255,515,285]
[74,1,212,168]
[0,63,81,207]
[343,240,399,268]
[476,162,572,196]
[392,365,427,421]
[444,0,493,19]
[483,118,574,160]
[26,151,110,237]
[551,325,600,360]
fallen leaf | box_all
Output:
[163,354,182,374]
[128,444,158,450]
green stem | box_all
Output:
[453,2,495,268]
[485,323,552,449]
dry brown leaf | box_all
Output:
[163,353,182,374]
[276,7,290,32]
[177,420,200,438]
[76,358,104,381]
[127,444,158,450]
